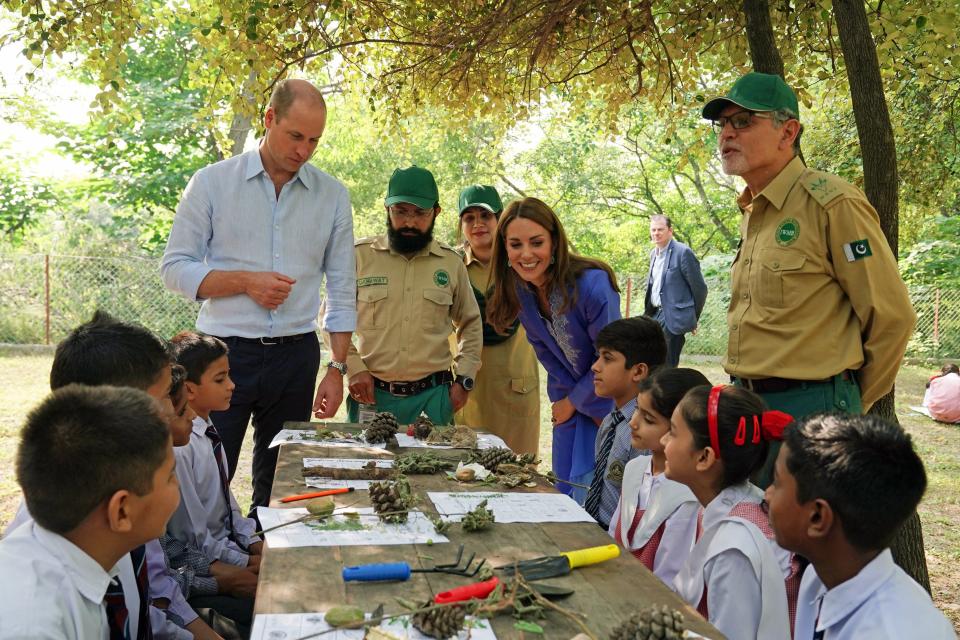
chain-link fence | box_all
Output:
[1,253,957,360]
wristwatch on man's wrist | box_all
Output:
[327,360,348,376]
[454,374,475,391]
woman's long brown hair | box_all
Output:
[486,197,619,334]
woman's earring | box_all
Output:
[506,260,511,267]
[550,254,556,265]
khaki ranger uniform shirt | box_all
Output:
[347,235,482,383]
[725,156,916,409]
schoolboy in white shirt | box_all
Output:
[0,386,180,639]
[765,413,956,639]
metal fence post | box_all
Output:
[44,254,51,345]
[625,276,632,317]
[933,287,940,351]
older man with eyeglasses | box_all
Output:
[703,72,915,488]
[339,165,482,425]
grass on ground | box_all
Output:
[0,350,957,630]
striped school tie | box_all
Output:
[205,424,243,548]
[104,544,153,640]
[584,410,624,520]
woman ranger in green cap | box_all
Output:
[454,185,541,455]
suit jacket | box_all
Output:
[644,239,708,335]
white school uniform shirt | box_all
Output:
[673,482,792,640]
[608,455,699,587]
[795,548,956,640]
[0,521,116,639]
[167,416,261,567]
[5,501,194,640]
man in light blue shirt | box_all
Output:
[162,78,356,509]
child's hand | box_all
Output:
[247,553,262,571]
[218,567,259,599]
[248,541,264,556]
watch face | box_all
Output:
[461,377,475,391]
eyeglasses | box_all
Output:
[711,110,773,133]
[388,206,434,221]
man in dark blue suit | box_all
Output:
[643,215,708,366]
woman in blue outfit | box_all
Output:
[487,197,621,502]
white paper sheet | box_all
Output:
[302,457,394,489]
[394,432,509,450]
[256,507,448,548]
[427,491,596,524]
[269,428,386,449]
[250,611,496,640]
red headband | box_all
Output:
[706,385,793,459]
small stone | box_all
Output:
[324,605,364,628]
[306,497,335,516]
[455,467,476,481]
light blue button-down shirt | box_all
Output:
[161,148,356,338]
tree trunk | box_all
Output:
[228,70,259,157]
[833,0,930,593]
[742,0,784,76]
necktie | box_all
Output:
[584,410,624,520]
[104,545,153,640]
[205,424,243,549]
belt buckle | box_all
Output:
[259,336,280,345]
[388,381,408,397]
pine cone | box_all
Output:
[412,414,434,440]
[368,478,410,523]
[365,412,399,444]
[412,603,466,639]
[609,605,685,640]
[473,447,516,472]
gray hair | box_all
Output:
[771,107,802,155]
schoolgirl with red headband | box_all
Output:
[662,384,801,640]
[608,367,708,586]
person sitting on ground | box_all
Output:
[765,413,955,639]
[582,316,667,529]
[923,364,960,423]
[0,385,180,639]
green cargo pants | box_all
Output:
[736,372,862,489]
[347,383,454,426]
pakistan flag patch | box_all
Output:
[843,239,873,262]
[433,269,450,287]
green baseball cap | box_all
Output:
[702,72,799,120]
[384,166,439,210]
[458,185,503,216]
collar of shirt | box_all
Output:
[33,523,120,606]
[811,548,896,630]
[463,244,485,267]
[370,235,447,258]
[191,415,213,437]
[701,481,762,531]
[737,155,806,212]
[244,146,314,190]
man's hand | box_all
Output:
[551,397,576,425]
[449,382,469,412]
[244,272,296,310]
[313,369,345,418]
[348,371,376,405]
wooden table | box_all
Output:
[254,423,723,639]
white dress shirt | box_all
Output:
[167,416,261,567]
[649,245,668,307]
[0,521,116,639]
[674,482,792,640]
[794,549,956,639]
[609,455,700,587]
[6,501,195,640]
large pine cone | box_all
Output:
[368,479,409,523]
[412,603,466,639]
[609,605,685,640]
[473,447,516,472]
[412,414,434,440]
[365,412,400,444]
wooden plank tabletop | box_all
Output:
[254,421,723,639]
